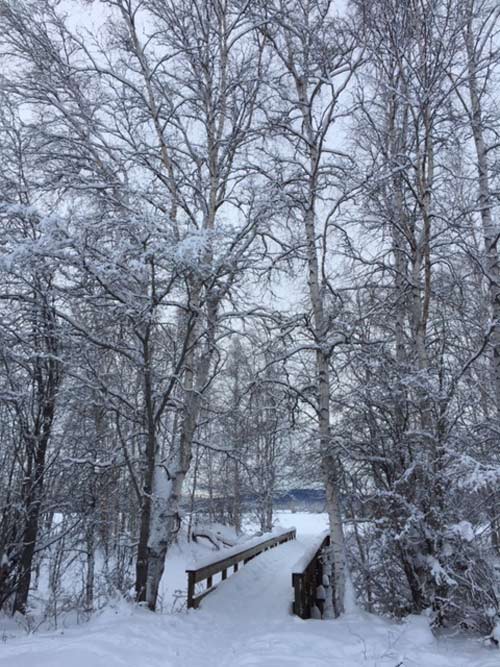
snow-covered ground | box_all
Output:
[0,512,498,666]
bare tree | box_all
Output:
[255,0,360,615]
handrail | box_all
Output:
[186,528,296,609]
[291,531,331,619]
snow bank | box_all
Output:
[1,514,498,667]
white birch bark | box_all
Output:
[463,4,500,553]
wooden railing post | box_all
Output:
[187,571,196,609]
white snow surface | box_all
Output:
[0,512,498,667]
[291,528,329,573]
[186,525,295,570]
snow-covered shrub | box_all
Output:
[347,505,499,635]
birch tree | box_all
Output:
[452,0,500,554]
[256,0,360,615]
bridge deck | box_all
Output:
[199,533,319,620]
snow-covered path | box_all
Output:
[1,516,499,666]
[202,533,308,621]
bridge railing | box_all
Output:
[185,527,296,609]
[291,530,331,619]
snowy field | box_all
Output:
[0,512,498,667]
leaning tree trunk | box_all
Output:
[14,320,59,616]
[145,296,219,611]
[14,414,54,614]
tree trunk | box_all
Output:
[465,14,500,555]
[304,200,347,617]
[14,400,55,614]
[145,296,219,611]
[135,330,157,603]
[85,524,95,613]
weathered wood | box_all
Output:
[187,571,196,610]
[189,584,217,609]
[291,534,331,620]
[186,529,296,609]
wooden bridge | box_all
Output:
[185,527,332,619]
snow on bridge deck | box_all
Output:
[200,532,317,620]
